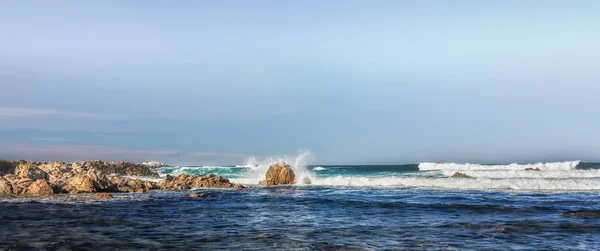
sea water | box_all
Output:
[1,153,600,250]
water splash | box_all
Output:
[229,149,315,185]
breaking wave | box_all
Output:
[418,161,581,171]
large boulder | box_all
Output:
[259,162,296,186]
[26,179,54,196]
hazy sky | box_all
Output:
[1,1,599,165]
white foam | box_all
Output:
[439,169,600,179]
[312,175,600,191]
[313,166,326,171]
[231,149,316,185]
[418,161,580,171]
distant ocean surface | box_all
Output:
[2,154,600,250]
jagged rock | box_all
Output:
[451,172,473,178]
[26,179,54,196]
[0,176,12,195]
[93,192,113,199]
[15,163,46,180]
[12,178,34,194]
[84,160,160,178]
[158,174,241,190]
[66,173,96,194]
[303,177,312,185]
[259,162,296,186]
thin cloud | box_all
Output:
[0,107,123,119]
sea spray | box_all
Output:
[229,149,316,185]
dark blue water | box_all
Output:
[1,187,600,250]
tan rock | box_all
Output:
[26,179,54,196]
[0,176,13,195]
[12,178,34,194]
[189,192,207,198]
[15,163,46,180]
[259,162,296,186]
[66,173,96,194]
[93,192,113,199]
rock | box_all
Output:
[26,179,54,196]
[0,176,13,195]
[14,163,46,180]
[562,210,600,218]
[159,174,242,190]
[66,173,96,194]
[189,192,207,198]
[66,196,76,201]
[93,192,113,199]
[12,178,34,194]
[234,184,244,190]
[524,167,541,171]
[451,172,473,178]
[303,177,312,185]
[259,162,296,186]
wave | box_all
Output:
[418,161,581,171]
[438,169,600,179]
[313,166,326,171]
[312,175,600,190]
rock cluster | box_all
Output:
[0,160,243,197]
[158,174,243,190]
[259,162,296,186]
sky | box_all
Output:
[1,1,599,165]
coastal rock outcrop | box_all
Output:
[259,162,296,186]
[0,160,244,197]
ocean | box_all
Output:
[1,155,600,250]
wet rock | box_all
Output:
[259,162,296,186]
[66,196,76,201]
[451,172,473,178]
[562,210,600,218]
[189,192,207,198]
[524,167,541,171]
[26,179,54,196]
[93,192,113,199]
[303,177,312,185]
[234,184,244,190]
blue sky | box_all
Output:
[1,1,599,165]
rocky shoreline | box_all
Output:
[0,160,244,198]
